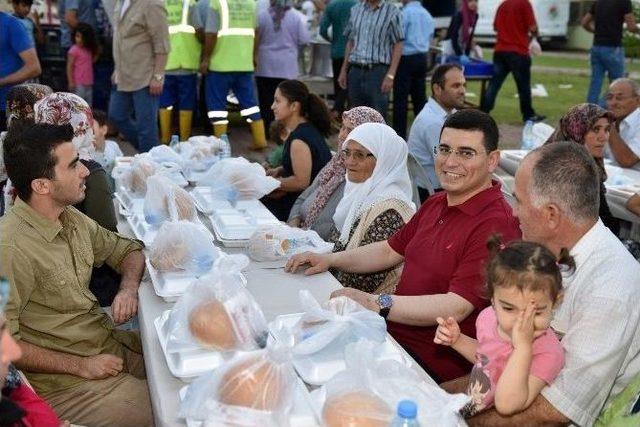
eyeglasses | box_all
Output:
[605,94,637,102]
[433,145,482,161]
[341,149,375,161]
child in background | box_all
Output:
[11,0,44,46]
[263,120,289,168]
[435,237,571,416]
[67,23,99,105]
[92,109,122,187]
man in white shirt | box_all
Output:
[606,77,640,170]
[407,63,466,201]
[445,141,640,426]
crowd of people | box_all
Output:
[2,0,640,426]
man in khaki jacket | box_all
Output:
[109,0,170,152]
[0,123,152,426]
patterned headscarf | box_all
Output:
[34,92,95,161]
[269,0,294,31]
[302,107,385,229]
[546,103,614,182]
[5,84,53,127]
[0,84,54,182]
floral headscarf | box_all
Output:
[5,84,53,127]
[545,103,614,182]
[34,92,95,161]
[0,84,54,183]
[302,106,385,229]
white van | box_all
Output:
[474,0,570,41]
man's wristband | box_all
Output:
[386,74,395,80]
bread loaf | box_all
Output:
[322,391,392,427]
[218,356,285,410]
[188,300,238,350]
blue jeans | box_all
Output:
[393,53,428,139]
[205,72,261,121]
[347,64,389,122]
[587,45,626,105]
[108,87,159,153]
[481,51,536,121]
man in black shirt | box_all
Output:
[582,0,638,104]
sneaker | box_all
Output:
[525,115,546,123]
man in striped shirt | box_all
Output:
[337,0,404,121]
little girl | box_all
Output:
[435,237,572,416]
[67,22,99,105]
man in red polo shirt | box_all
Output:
[285,109,521,383]
[480,0,544,123]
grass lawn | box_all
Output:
[465,72,590,126]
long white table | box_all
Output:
[117,200,437,427]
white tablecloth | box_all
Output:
[116,201,437,427]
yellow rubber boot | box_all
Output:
[249,119,267,150]
[179,110,193,141]
[159,108,172,144]
[213,122,228,137]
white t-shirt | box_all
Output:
[606,107,640,171]
[541,220,640,426]
[93,139,123,175]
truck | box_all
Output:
[474,0,571,42]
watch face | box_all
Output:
[378,293,393,309]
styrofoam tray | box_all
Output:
[155,310,240,381]
[269,313,411,386]
[191,187,263,215]
[146,258,247,302]
[114,190,144,216]
[127,212,209,246]
[178,377,319,427]
[209,203,280,242]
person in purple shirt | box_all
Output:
[0,11,41,132]
[255,0,310,133]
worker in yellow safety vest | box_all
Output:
[199,0,267,149]
[159,0,202,143]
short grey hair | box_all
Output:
[610,78,640,96]
[528,142,600,224]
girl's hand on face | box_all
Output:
[511,301,536,349]
[434,316,461,346]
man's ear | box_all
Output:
[543,202,563,231]
[487,149,501,173]
[31,178,52,196]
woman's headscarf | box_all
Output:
[332,123,414,244]
[269,0,294,31]
[34,92,95,161]
[545,103,614,182]
[0,84,54,183]
[460,0,478,46]
[303,106,384,228]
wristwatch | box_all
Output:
[152,73,164,82]
[376,293,393,319]
[386,73,395,80]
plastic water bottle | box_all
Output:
[390,400,420,427]
[521,120,534,151]
[170,134,179,148]
[220,134,231,159]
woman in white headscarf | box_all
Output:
[329,123,415,294]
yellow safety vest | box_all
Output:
[166,0,201,71]
[208,0,256,72]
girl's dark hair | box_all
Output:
[73,22,99,57]
[485,235,575,303]
[277,79,332,137]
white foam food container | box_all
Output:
[269,313,411,386]
[114,189,144,216]
[155,310,240,382]
[178,378,320,427]
[208,203,281,243]
[191,187,265,215]
[146,258,247,302]
[127,212,210,246]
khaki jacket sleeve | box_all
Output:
[84,215,145,272]
[0,245,36,340]
[146,0,171,55]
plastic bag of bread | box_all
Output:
[149,144,184,166]
[179,338,298,427]
[180,137,223,172]
[290,290,386,357]
[149,220,219,274]
[198,157,280,201]
[248,225,333,262]
[165,255,269,354]
[143,175,197,225]
[127,154,159,195]
[318,340,470,427]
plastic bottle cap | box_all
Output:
[397,400,417,418]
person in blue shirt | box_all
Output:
[392,0,433,139]
[58,0,97,50]
[0,11,41,132]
